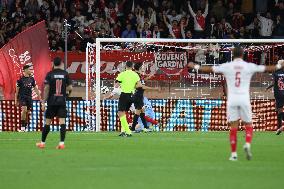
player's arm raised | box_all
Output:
[187,62,214,73]
[264,60,284,72]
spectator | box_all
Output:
[111,23,121,38]
[187,0,208,38]
[214,23,225,39]
[226,3,235,22]
[0,0,284,50]
[167,9,183,23]
[181,16,190,39]
[211,0,226,22]
[234,27,248,39]
[49,17,62,34]
[258,12,274,38]
[72,10,86,32]
[232,12,245,32]
[183,30,193,39]
[246,17,260,39]
[138,22,152,38]
[220,18,233,35]
[121,23,137,38]
[152,24,161,38]
[205,17,217,39]
[163,13,181,39]
[11,7,25,18]
[25,0,40,16]
[273,15,284,38]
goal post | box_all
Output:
[86,38,284,132]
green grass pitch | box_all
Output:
[0,132,283,189]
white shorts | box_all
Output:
[227,103,252,123]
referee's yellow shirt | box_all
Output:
[116,70,140,93]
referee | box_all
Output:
[115,61,141,137]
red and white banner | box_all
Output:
[51,52,225,82]
[155,52,187,75]
[0,21,51,100]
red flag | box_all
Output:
[0,21,51,100]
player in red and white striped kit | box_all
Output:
[187,46,284,161]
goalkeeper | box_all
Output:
[134,97,159,132]
[105,87,158,131]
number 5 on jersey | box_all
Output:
[235,72,241,87]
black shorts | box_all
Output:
[118,93,133,112]
[45,105,67,119]
[276,100,284,110]
[19,97,32,110]
[275,95,284,109]
[132,95,144,110]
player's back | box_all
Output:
[45,68,71,106]
[116,70,140,93]
[214,59,265,100]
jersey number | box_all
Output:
[235,72,241,87]
[56,79,63,96]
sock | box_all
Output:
[245,124,253,144]
[126,112,132,123]
[229,127,238,153]
[277,113,282,129]
[60,124,66,142]
[140,113,149,129]
[120,115,131,134]
[145,116,158,125]
[41,125,50,142]
[21,120,26,130]
[131,114,139,131]
[231,152,237,157]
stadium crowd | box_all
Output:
[0,0,284,51]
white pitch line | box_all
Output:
[0,138,121,141]
[0,137,226,142]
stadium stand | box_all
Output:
[0,0,284,50]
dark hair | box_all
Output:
[134,63,142,71]
[23,64,31,70]
[125,61,133,68]
[233,46,244,58]
[53,57,62,66]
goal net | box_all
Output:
[86,39,284,132]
